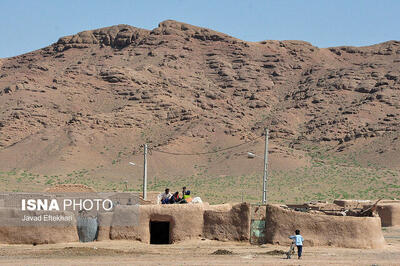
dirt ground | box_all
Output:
[0,227,399,265]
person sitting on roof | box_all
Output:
[159,188,172,204]
[169,191,181,204]
[182,190,192,203]
[179,186,190,204]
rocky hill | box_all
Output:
[0,20,399,202]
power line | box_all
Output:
[152,135,263,156]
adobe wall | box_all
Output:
[203,203,251,241]
[97,212,113,241]
[108,203,251,243]
[333,199,372,209]
[0,203,251,244]
[265,204,386,249]
[0,208,78,244]
[252,205,267,220]
[0,226,78,244]
[109,204,205,243]
[376,203,400,227]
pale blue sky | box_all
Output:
[0,0,399,58]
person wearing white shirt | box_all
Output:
[158,188,172,204]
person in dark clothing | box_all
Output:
[169,192,181,204]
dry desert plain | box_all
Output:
[0,227,398,265]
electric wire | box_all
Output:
[151,135,263,156]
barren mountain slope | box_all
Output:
[0,20,399,202]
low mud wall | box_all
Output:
[0,208,78,244]
[333,199,372,209]
[109,204,205,243]
[97,212,113,241]
[108,203,251,243]
[376,203,400,227]
[265,204,386,249]
[0,226,78,244]
[203,203,251,241]
[1,203,251,244]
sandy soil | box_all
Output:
[0,227,399,265]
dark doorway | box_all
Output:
[150,221,170,244]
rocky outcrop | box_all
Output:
[0,20,400,177]
[54,24,150,51]
[152,20,237,43]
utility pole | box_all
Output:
[262,128,269,204]
[143,143,148,200]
